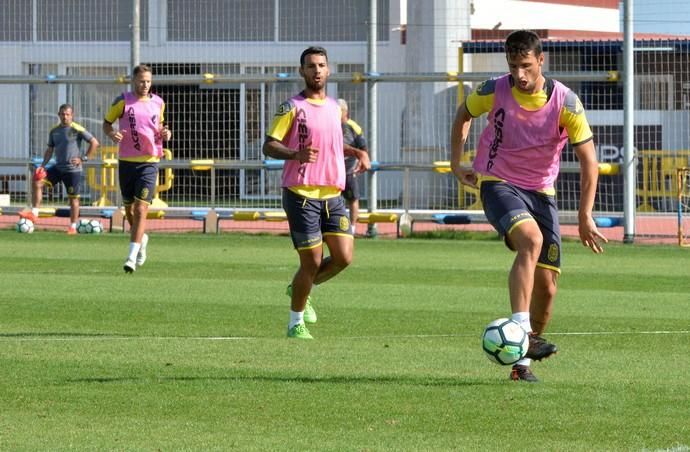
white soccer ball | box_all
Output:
[16,218,34,233]
[482,318,529,365]
[77,218,104,234]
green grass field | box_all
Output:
[1,230,688,451]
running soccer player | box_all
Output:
[449,30,607,382]
[103,64,171,273]
[263,46,370,339]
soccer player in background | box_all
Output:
[103,64,172,273]
[337,98,369,234]
[20,104,99,234]
[263,46,370,339]
[449,30,607,382]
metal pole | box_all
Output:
[366,0,378,237]
[131,0,141,71]
[623,0,635,243]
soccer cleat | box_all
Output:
[287,323,313,339]
[136,234,149,266]
[303,300,317,324]
[525,333,558,361]
[510,364,539,382]
[19,211,38,223]
[123,258,136,274]
[67,226,77,235]
[286,284,317,324]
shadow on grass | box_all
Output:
[66,373,491,387]
[0,332,134,338]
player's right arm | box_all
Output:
[102,95,125,143]
[262,100,317,163]
[39,147,54,168]
[450,101,476,188]
[450,81,495,188]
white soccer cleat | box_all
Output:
[136,234,148,266]
[123,258,136,274]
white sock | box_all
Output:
[127,242,141,261]
[70,222,77,228]
[32,207,39,216]
[511,311,532,333]
[511,312,532,367]
[516,357,532,366]
[288,310,304,329]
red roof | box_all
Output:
[471,29,690,42]
[520,0,618,8]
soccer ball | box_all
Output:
[16,218,34,233]
[77,219,104,234]
[482,318,529,365]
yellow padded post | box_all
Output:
[233,211,260,221]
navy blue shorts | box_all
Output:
[480,181,561,270]
[342,173,360,201]
[45,167,81,198]
[282,188,353,250]
[118,161,158,205]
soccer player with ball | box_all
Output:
[450,30,608,382]
[20,104,99,234]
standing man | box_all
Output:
[263,46,370,339]
[337,98,369,233]
[103,64,171,273]
[20,104,99,234]
[450,30,607,382]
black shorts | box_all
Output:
[45,167,81,198]
[118,161,158,205]
[282,188,353,250]
[480,180,561,271]
[342,173,360,201]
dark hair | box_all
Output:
[505,30,542,58]
[58,103,73,112]
[132,64,153,77]
[300,46,328,67]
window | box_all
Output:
[36,0,149,41]
[279,0,389,42]
[0,0,31,41]
[635,74,674,110]
[167,0,274,41]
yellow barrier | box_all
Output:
[87,147,173,208]
[151,149,174,208]
[233,211,261,221]
[191,159,214,171]
[358,212,398,224]
[637,150,690,212]
[87,146,119,206]
[264,211,287,221]
[434,157,621,211]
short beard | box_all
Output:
[305,79,325,92]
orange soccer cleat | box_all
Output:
[18,211,38,223]
[34,167,47,181]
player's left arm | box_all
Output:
[159,103,172,141]
[84,136,99,161]
[562,92,607,253]
[72,125,99,165]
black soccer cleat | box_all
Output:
[510,364,539,383]
[525,333,558,361]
